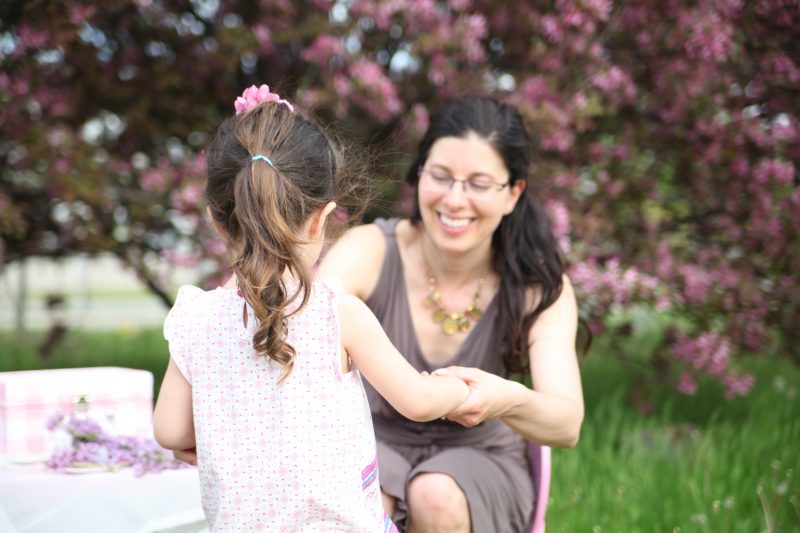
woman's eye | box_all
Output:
[468,179,493,191]
[431,173,452,183]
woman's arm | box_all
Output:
[339,293,470,422]
[442,275,584,447]
[152,358,196,451]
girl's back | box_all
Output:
[154,85,467,532]
[165,279,388,531]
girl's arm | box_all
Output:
[442,276,584,447]
[338,293,470,422]
[153,358,196,451]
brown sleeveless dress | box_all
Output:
[363,218,534,533]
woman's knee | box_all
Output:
[406,473,470,531]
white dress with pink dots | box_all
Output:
[164,280,397,532]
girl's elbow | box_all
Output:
[153,423,177,450]
[153,429,177,450]
[154,429,192,451]
[153,417,193,450]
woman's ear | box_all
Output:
[309,201,337,240]
[503,179,526,215]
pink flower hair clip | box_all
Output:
[234,84,295,115]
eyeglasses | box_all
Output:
[419,166,510,200]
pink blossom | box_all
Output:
[680,264,712,305]
[519,76,550,106]
[407,0,439,27]
[569,259,662,308]
[546,200,571,237]
[140,168,167,192]
[611,143,630,160]
[54,157,69,173]
[459,14,487,63]
[539,15,563,43]
[677,372,698,395]
[252,24,273,55]
[730,157,749,177]
[349,58,402,121]
[411,104,429,133]
[592,66,636,102]
[673,331,732,378]
[547,199,572,253]
[582,0,612,20]
[448,0,472,10]
[171,182,204,211]
[765,53,800,84]
[302,34,345,66]
[541,129,575,152]
[332,74,352,98]
[69,5,97,24]
[15,26,49,53]
[723,374,755,399]
[554,172,579,188]
[682,10,733,63]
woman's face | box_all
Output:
[417,132,525,256]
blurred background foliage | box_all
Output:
[0,0,798,403]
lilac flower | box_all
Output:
[46,411,188,476]
[45,411,65,431]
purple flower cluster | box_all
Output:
[45,412,188,476]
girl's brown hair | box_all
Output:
[205,101,364,381]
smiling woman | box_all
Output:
[318,96,585,533]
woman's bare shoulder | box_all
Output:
[317,222,388,300]
[528,273,578,341]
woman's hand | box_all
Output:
[435,366,522,427]
[173,447,197,465]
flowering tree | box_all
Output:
[1,0,797,399]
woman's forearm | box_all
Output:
[499,381,584,447]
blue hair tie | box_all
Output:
[251,154,274,167]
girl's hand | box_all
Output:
[173,447,198,465]
[434,366,515,427]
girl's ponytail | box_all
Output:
[231,156,310,381]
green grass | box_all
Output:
[1,329,797,531]
[550,351,800,532]
[0,329,170,398]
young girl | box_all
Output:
[152,85,470,532]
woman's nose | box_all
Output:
[442,179,469,205]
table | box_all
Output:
[0,463,207,533]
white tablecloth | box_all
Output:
[0,463,207,533]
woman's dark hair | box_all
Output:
[205,101,359,381]
[405,96,564,374]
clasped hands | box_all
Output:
[429,366,512,428]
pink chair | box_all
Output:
[529,442,552,533]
